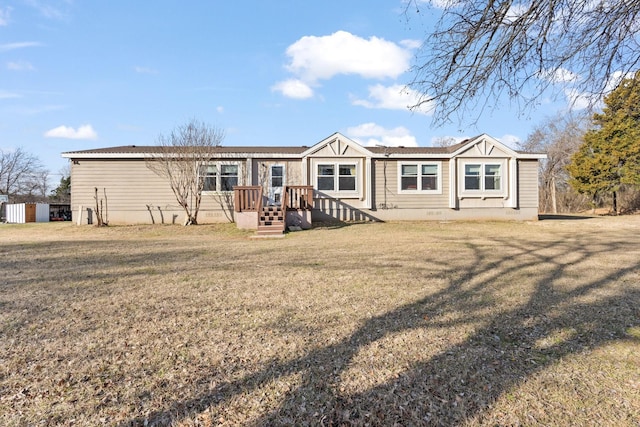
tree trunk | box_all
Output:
[550,176,557,214]
[612,191,618,215]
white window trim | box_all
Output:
[397,162,442,194]
[313,161,359,197]
[459,159,507,198]
[201,161,241,193]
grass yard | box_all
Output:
[1,216,639,426]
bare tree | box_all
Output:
[406,0,640,124]
[432,136,458,147]
[0,147,46,199]
[146,119,225,225]
[520,113,589,213]
[94,187,109,227]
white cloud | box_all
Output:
[271,79,314,99]
[284,30,412,83]
[44,124,98,140]
[23,0,67,20]
[562,70,635,111]
[422,0,463,8]
[0,41,43,52]
[0,6,11,26]
[496,134,521,149]
[346,122,418,147]
[0,90,21,99]
[603,70,634,93]
[399,39,422,50]
[541,67,581,84]
[7,61,35,71]
[564,88,592,110]
[352,83,434,115]
[134,66,158,74]
[216,106,224,113]
[503,3,529,24]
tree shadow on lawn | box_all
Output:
[126,232,640,426]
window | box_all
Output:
[269,165,285,205]
[317,164,335,191]
[220,165,238,191]
[484,164,501,190]
[203,165,217,191]
[316,163,357,192]
[202,163,239,192]
[463,162,503,192]
[401,165,418,190]
[464,164,481,190]
[338,165,356,191]
[421,164,438,190]
[399,163,440,192]
[271,165,284,188]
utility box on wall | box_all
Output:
[5,203,50,223]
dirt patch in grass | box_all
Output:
[1,217,639,426]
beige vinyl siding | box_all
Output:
[71,159,178,209]
[70,159,238,224]
[518,160,539,208]
[251,159,304,187]
[373,159,449,209]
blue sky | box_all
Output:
[1,0,582,183]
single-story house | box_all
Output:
[61,132,545,232]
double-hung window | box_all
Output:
[316,163,357,193]
[202,163,239,192]
[484,164,501,190]
[338,164,356,191]
[220,165,238,191]
[462,162,503,194]
[203,165,218,191]
[399,162,440,193]
[317,165,335,191]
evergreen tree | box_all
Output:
[568,72,640,213]
[50,175,71,202]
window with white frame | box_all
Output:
[463,162,503,192]
[202,163,239,192]
[203,165,218,191]
[220,164,238,191]
[316,163,357,192]
[399,162,440,192]
[317,164,335,191]
[338,164,356,191]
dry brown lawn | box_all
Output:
[1,216,639,426]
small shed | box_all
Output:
[5,203,50,223]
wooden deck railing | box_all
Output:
[233,186,263,212]
[234,185,314,212]
[284,186,314,210]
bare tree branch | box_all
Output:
[520,112,589,213]
[146,119,225,225]
[406,0,640,125]
[0,147,46,199]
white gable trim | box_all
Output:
[301,132,374,158]
[452,134,518,158]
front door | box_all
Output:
[268,165,285,205]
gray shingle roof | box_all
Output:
[62,145,309,155]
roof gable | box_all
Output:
[452,134,519,158]
[301,133,373,158]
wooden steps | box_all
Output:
[257,205,285,236]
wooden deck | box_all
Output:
[233,185,313,235]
